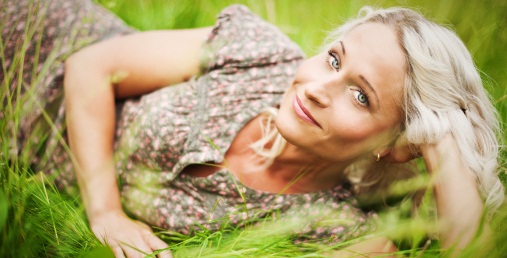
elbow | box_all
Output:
[63,54,79,101]
[63,48,111,94]
[63,51,85,93]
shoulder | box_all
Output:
[202,4,305,72]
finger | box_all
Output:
[110,244,126,258]
[92,228,108,245]
[385,132,419,163]
[146,235,172,258]
[120,240,152,258]
[387,147,415,163]
[157,249,173,258]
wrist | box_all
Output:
[88,206,126,224]
[420,133,458,175]
[78,172,123,220]
[84,191,123,222]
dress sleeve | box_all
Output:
[161,4,305,173]
[201,4,305,75]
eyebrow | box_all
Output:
[339,41,346,55]
[359,75,379,106]
[339,40,380,108]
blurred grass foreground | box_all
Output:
[1,0,506,257]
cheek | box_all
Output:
[292,54,325,82]
[277,87,294,118]
[327,115,375,142]
[326,107,398,149]
[275,90,299,137]
[326,100,374,139]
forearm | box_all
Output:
[62,28,209,220]
[64,53,123,219]
[331,237,398,257]
[421,134,484,249]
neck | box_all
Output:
[265,142,353,189]
[242,114,356,192]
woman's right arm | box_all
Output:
[64,27,211,257]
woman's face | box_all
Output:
[276,22,406,162]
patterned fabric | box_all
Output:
[115,5,377,242]
[4,0,378,243]
[1,0,134,189]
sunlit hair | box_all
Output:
[251,6,504,213]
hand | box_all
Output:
[383,132,420,163]
[90,210,172,258]
[417,133,457,174]
[384,132,456,171]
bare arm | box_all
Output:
[419,134,485,250]
[64,27,211,257]
[330,134,485,257]
[386,133,486,251]
[330,237,399,257]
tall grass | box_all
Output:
[1,0,506,257]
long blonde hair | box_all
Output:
[252,6,504,213]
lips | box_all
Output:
[293,96,321,127]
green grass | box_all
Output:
[1,0,506,257]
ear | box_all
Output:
[381,132,420,163]
[372,147,392,160]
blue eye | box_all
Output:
[327,51,341,70]
[352,90,369,106]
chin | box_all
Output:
[273,112,287,137]
[274,110,305,147]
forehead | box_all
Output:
[342,22,406,116]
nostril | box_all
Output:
[304,85,328,107]
[307,92,321,105]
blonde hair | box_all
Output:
[252,6,504,213]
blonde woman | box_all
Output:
[4,0,503,257]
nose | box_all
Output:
[303,76,337,107]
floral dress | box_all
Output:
[4,0,377,243]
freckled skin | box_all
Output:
[276,23,407,162]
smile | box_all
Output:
[293,96,321,127]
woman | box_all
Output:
[3,0,504,257]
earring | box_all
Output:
[376,153,380,162]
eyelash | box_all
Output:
[325,50,370,108]
[326,50,341,71]
[351,88,370,107]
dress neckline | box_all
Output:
[180,167,350,198]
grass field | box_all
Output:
[1,0,506,257]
